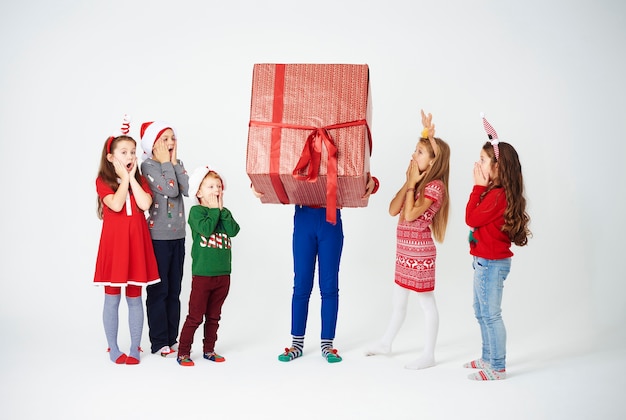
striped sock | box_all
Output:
[321,339,342,363]
[468,368,506,381]
[463,359,490,369]
[321,339,333,357]
[278,335,304,362]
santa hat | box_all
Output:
[140,121,176,161]
[188,165,227,205]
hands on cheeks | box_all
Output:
[170,141,177,164]
[473,162,490,186]
[205,192,223,210]
[152,139,171,164]
[113,156,136,182]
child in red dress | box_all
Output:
[94,115,160,364]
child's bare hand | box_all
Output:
[128,157,137,178]
[408,160,426,184]
[473,162,489,186]
[170,141,177,165]
[362,176,376,199]
[205,194,219,209]
[113,158,129,181]
[405,161,413,180]
[251,184,264,198]
[152,139,170,163]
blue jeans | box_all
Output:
[472,256,511,371]
[291,206,343,340]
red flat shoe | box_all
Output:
[126,356,140,365]
[107,348,127,364]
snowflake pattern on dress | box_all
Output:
[394,180,444,292]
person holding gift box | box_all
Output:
[177,166,240,367]
[365,110,450,370]
[253,175,379,364]
[247,63,379,363]
[140,120,189,359]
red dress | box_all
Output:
[94,177,160,287]
[394,180,444,292]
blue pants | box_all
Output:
[291,206,344,340]
[472,256,511,371]
[146,238,185,353]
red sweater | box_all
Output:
[465,185,513,259]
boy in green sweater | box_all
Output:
[177,166,240,366]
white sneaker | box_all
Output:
[159,346,176,358]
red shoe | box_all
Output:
[107,348,127,364]
[126,347,143,365]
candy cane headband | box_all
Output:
[106,114,131,153]
[480,112,499,161]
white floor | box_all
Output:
[2,302,624,420]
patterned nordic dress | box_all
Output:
[394,180,444,292]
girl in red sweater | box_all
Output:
[464,114,531,380]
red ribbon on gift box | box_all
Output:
[249,64,372,224]
[251,118,369,224]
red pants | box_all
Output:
[178,275,230,356]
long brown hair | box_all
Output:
[96,135,142,219]
[482,141,531,246]
[415,137,450,243]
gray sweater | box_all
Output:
[141,159,189,240]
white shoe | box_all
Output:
[159,346,176,358]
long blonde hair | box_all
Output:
[415,137,450,243]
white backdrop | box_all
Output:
[1,1,625,419]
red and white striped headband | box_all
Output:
[106,114,131,153]
[480,112,499,161]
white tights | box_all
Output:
[365,283,439,369]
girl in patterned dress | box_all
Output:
[366,110,450,370]
[94,115,160,365]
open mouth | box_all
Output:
[126,162,132,170]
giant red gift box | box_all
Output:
[246,63,373,223]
